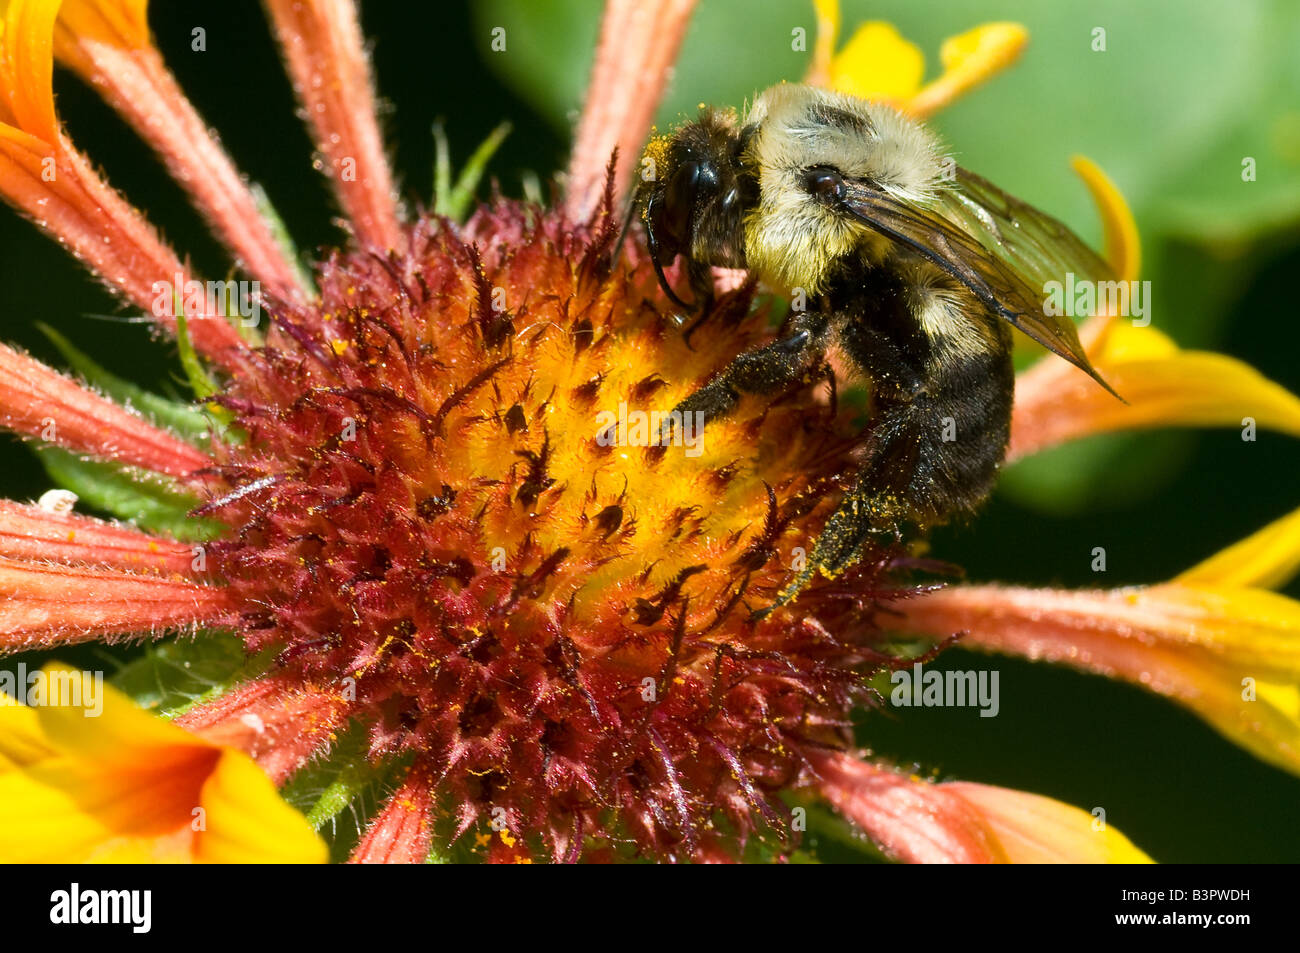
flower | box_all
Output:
[0,0,1296,864]
[0,662,325,862]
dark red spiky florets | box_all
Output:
[198,198,911,861]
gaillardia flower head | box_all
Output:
[1,0,1297,864]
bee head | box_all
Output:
[638,109,758,306]
[741,84,952,292]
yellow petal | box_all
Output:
[1178,504,1300,590]
[828,21,924,104]
[943,783,1152,863]
[1096,323,1300,431]
[906,23,1028,118]
[0,662,326,863]
[1071,155,1141,282]
[197,751,330,863]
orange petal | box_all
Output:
[51,0,307,298]
[809,750,1150,863]
[349,761,436,864]
[1009,323,1300,460]
[567,0,697,222]
[54,0,149,51]
[891,583,1300,777]
[263,0,404,252]
[0,555,232,650]
[0,342,212,478]
[1,0,61,145]
[941,782,1152,863]
[0,4,249,361]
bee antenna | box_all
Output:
[612,190,640,269]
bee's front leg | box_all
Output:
[664,311,833,442]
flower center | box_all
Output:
[201,205,891,854]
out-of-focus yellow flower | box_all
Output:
[807,0,1027,116]
[0,662,326,862]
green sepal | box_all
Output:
[174,309,219,402]
[34,446,222,542]
[280,727,412,862]
[434,121,512,222]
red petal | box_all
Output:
[175,673,351,784]
[0,500,193,571]
[0,343,211,478]
[0,555,232,650]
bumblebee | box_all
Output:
[637,83,1119,610]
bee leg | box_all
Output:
[762,351,1014,615]
[664,312,832,443]
[757,482,899,617]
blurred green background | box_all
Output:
[1,0,1297,861]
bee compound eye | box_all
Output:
[805,167,846,202]
[653,160,698,244]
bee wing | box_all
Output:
[839,175,1118,397]
[942,167,1116,291]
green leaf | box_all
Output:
[34,446,222,541]
[37,323,214,445]
[111,632,261,718]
